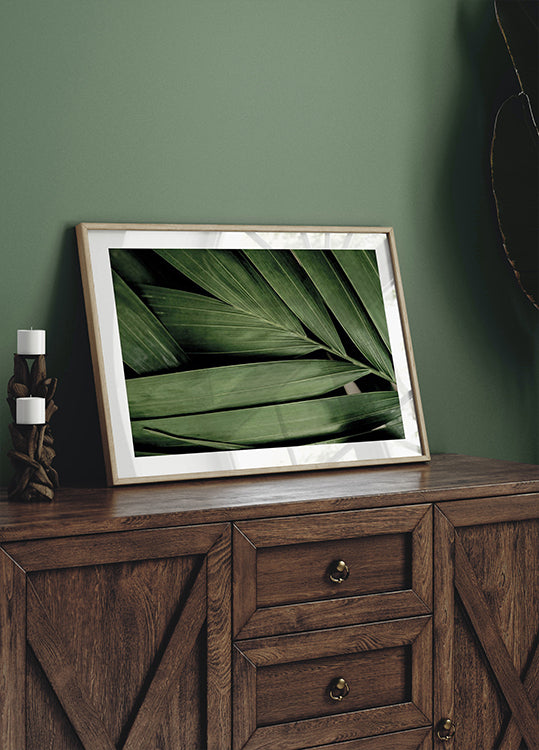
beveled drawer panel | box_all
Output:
[256,533,410,608]
[257,645,409,725]
[233,617,432,750]
[234,505,432,639]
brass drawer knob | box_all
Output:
[328,677,350,701]
[436,718,456,741]
[328,559,350,584]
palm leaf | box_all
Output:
[131,391,402,449]
[293,250,394,381]
[316,414,404,442]
[112,272,187,374]
[139,429,245,450]
[156,248,305,334]
[126,359,370,419]
[332,249,391,348]
[110,249,162,286]
[139,284,323,358]
[242,249,346,355]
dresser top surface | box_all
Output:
[0,454,538,541]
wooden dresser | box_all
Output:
[1,454,538,750]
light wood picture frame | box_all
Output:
[76,223,429,485]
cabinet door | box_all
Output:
[0,523,231,750]
[434,495,539,749]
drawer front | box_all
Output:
[256,532,410,607]
[234,505,432,638]
[233,617,432,750]
[257,645,409,725]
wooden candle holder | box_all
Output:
[6,354,59,501]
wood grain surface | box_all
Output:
[235,505,427,547]
[439,493,539,527]
[237,617,430,666]
[256,647,410,725]
[27,581,117,750]
[435,497,539,750]
[4,523,224,571]
[433,508,454,740]
[233,525,257,637]
[241,703,429,750]
[234,617,432,749]
[233,644,257,750]
[302,726,430,750]
[498,642,539,749]
[27,553,202,747]
[454,535,539,748]
[122,558,207,750]
[206,526,232,750]
[1,455,536,749]
[22,523,231,749]
[0,549,26,749]
[1,454,538,542]
[255,533,410,607]
[234,590,430,640]
[234,505,432,640]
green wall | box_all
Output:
[1,0,537,486]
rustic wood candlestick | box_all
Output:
[6,354,59,501]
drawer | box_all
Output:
[256,533,410,607]
[233,616,432,750]
[234,505,431,638]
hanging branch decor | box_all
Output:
[7,353,59,501]
[491,0,538,309]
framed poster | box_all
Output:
[76,223,429,485]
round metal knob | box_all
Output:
[436,718,456,741]
[328,560,350,584]
[328,677,350,701]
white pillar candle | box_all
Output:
[16,397,46,424]
[17,329,46,356]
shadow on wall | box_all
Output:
[434,0,538,460]
[47,226,106,487]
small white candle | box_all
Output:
[16,397,46,424]
[17,329,46,356]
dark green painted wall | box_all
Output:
[1,0,537,486]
